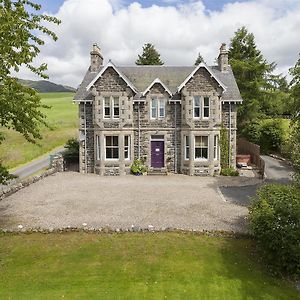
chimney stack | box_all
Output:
[218,43,228,73]
[90,43,103,72]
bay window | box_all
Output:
[105,136,119,159]
[185,135,190,160]
[214,135,219,160]
[124,135,130,160]
[195,136,208,160]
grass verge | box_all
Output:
[0,92,77,169]
[0,232,299,299]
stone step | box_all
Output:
[147,169,168,176]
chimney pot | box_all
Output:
[90,43,103,72]
[218,43,229,73]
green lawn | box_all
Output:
[0,232,299,299]
[0,92,77,169]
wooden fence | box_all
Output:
[237,138,265,178]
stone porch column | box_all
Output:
[99,132,105,176]
[189,131,194,176]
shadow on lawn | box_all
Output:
[217,236,299,300]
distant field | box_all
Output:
[0,232,299,299]
[0,92,77,169]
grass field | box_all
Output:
[0,92,77,169]
[0,232,299,299]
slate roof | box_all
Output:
[74,64,242,102]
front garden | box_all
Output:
[0,232,299,299]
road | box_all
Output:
[219,155,295,206]
[10,146,65,181]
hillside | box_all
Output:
[19,79,76,93]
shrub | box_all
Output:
[242,119,286,154]
[220,167,239,176]
[249,184,300,276]
[130,159,147,175]
[63,138,79,163]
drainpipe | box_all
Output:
[138,102,141,159]
[228,102,231,167]
[84,102,87,173]
[174,102,177,173]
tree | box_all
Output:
[228,27,276,127]
[288,53,300,184]
[135,43,164,65]
[0,0,60,184]
[194,52,205,65]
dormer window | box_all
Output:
[193,96,210,119]
[151,98,165,119]
[103,96,120,119]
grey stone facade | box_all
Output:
[75,44,242,176]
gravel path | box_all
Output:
[0,172,248,233]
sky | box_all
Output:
[18,0,300,87]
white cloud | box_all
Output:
[17,0,300,87]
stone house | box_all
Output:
[74,43,242,176]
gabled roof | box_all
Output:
[177,62,227,92]
[74,64,242,102]
[86,61,138,93]
[142,78,173,97]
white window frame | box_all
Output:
[151,98,165,119]
[105,135,119,160]
[194,136,209,161]
[193,96,201,119]
[214,135,219,160]
[112,97,120,119]
[103,97,111,119]
[96,135,101,160]
[203,96,210,119]
[124,135,130,160]
[184,135,190,160]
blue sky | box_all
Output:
[35,0,249,13]
[20,0,300,86]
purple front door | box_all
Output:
[151,141,164,168]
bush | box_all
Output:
[63,138,79,163]
[249,184,300,276]
[220,167,239,176]
[242,119,286,154]
[130,159,147,175]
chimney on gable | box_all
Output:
[90,43,103,72]
[218,43,229,73]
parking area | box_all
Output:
[0,172,250,233]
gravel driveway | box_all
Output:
[0,172,248,233]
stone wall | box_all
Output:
[221,102,237,168]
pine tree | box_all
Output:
[194,53,205,65]
[0,0,60,183]
[228,27,275,127]
[135,43,164,65]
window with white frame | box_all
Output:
[203,97,210,118]
[96,135,101,160]
[193,96,200,118]
[185,135,190,160]
[195,136,209,160]
[113,97,120,118]
[193,96,210,119]
[103,96,120,119]
[159,99,165,118]
[214,135,219,160]
[151,98,165,119]
[124,135,130,160]
[105,136,119,159]
[104,97,110,118]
